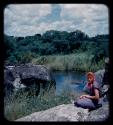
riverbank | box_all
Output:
[31,53,104,72]
[4,70,86,121]
[4,67,108,121]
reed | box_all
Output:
[32,53,104,72]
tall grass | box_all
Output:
[32,53,104,72]
[4,84,80,121]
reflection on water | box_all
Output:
[53,71,87,95]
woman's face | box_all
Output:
[87,75,94,83]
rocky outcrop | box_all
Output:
[16,104,89,121]
[16,103,109,121]
[95,69,109,99]
[95,69,105,87]
[4,64,55,95]
[86,102,109,121]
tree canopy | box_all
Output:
[4,30,109,65]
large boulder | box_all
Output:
[16,104,89,121]
[16,103,109,121]
[86,102,109,121]
[95,69,105,88]
[4,64,55,96]
[95,69,109,99]
[86,69,109,121]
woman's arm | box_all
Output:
[80,89,99,100]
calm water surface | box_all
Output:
[53,71,87,95]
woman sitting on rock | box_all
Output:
[74,72,102,110]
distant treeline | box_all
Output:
[4,30,109,65]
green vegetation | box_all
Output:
[4,30,109,121]
[32,53,105,72]
[4,85,80,121]
[4,30,109,69]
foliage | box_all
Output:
[4,30,109,66]
[32,53,105,72]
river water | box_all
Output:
[53,71,87,95]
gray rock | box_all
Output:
[86,103,109,121]
[95,69,109,98]
[16,103,109,121]
[16,104,89,121]
[4,64,55,95]
[95,69,105,88]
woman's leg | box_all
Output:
[74,98,96,109]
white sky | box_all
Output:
[4,4,109,37]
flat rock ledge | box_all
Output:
[16,103,109,122]
[16,104,88,121]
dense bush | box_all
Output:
[4,30,109,65]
